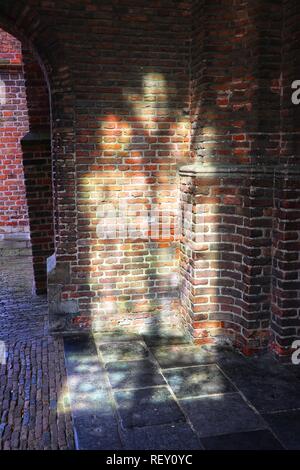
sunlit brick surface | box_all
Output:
[0,28,29,234]
[0,1,299,358]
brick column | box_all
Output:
[270,0,300,360]
[270,166,300,359]
[187,0,283,355]
[180,164,275,354]
[21,132,54,294]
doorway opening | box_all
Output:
[0,27,53,327]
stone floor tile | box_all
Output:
[180,393,266,437]
[164,365,236,399]
[151,344,216,369]
[93,332,142,344]
[106,360,166,389]
[98,341,149,363]
[122,423,203,450]
[218,353,300,412]
[64,336,122,450]
[114,386,185,428]
[262,410,300,450]
[201,430,284,450]
[143,326,191,346]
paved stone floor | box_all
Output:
[65,334,300,450]
[2,255,300,451]
[0,256,74,449]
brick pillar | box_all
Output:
[21,132,54,294]
[270,166,300,359]
[180,164,275,354]
[187,0,283,355]
[270,0,300,360]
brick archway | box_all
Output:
[0,2,76,301]
[0,26,53,293]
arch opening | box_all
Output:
[0,25,54,295]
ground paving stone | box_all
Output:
[217,352,300,412]
[180,393,267,438]
[98,341,149,363]
[151,344,216,369]
[142,328,191,346]
[201,430,284,450]
[114,386,185,429]
[105,360,166,389]
[64,335,122,450]
[262,410,300,450]
[163,365,236,398]
[122,422,203,450]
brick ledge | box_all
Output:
[179,163,300,176]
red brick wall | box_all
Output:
[28,0,193,334]
[69,1,192,333]
[0,28,29,234]
[191,0,282,165]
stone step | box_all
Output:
[0,247,32,257]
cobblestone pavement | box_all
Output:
[0,256,74,450]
